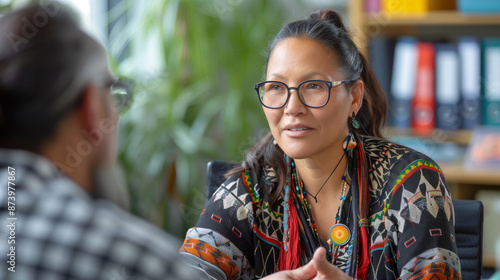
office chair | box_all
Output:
[453,200,484,279]
[205,160,484,279]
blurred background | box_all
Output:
[0,0,347,237]
[1,0,500,277]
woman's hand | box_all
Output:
[309,247,352,280]
[261,247,352,280]
[260,260,317,280]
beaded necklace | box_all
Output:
[292,161,352,265]
[327,176,351,264]
[281,135,357,269]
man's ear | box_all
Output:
[78,84,102,141]
[351,79,364,115]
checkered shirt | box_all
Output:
[0,149,205,280]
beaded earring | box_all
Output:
[343,134,357,151]
[351,112,360,129]
[343,112,358,152]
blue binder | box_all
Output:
[435,43,461,130]
[458,0,500,13]
[370,36,395,126]
[458,37,481,129]
[390,37,418,129]
[481,38,500,126]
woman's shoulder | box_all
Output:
[362,135,439,169]
[362,136,445,196]
[215,166,276,206]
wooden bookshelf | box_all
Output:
[440,161,500,186]
[348,2,500,188]
[348,3,500,54]
[384,128,500,186]
[366,11,500,27]
[383,127,472,145]
[484,256,495,270]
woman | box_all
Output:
[180,10,460,280]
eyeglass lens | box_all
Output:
[110,81,132,113]
[258,80,330,108]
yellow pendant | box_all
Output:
[329,224,350,246]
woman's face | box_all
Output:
[264,37,363,160]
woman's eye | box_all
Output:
[269,84,283,91]
[306,83,322,90]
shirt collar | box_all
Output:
[0,148,89,198]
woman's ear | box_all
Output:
[351,79,364,115]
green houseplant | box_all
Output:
[110,0,307,237]
[1,0,312,237]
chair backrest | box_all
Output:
[205,160,239,199]
[205,160,484,279]
[452,199,484,279]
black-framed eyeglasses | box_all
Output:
[101,78,133,114]
[254,79,354,109]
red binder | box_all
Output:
[411,42,435,136]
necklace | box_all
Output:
[286,158,352,268]
[283,135,357,271]
[303,151,346,203]
[295,166,352,264]
[327,176,351,264]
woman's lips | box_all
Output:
[283,127,312,137]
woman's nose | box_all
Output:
[284,88,305,114]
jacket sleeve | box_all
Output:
[179,173,256,280]
[384,155,461,280]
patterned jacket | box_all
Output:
[180,136,461,279]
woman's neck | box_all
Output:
[294,149,348,203]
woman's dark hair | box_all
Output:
[229,9,387,205]
[0,2,103,152]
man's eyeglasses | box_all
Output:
[254,79,354,109]
[101,78,133,114]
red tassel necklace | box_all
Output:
[278,156,302,271]
[279,136,356,271]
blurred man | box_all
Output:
[0,2,202,279]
